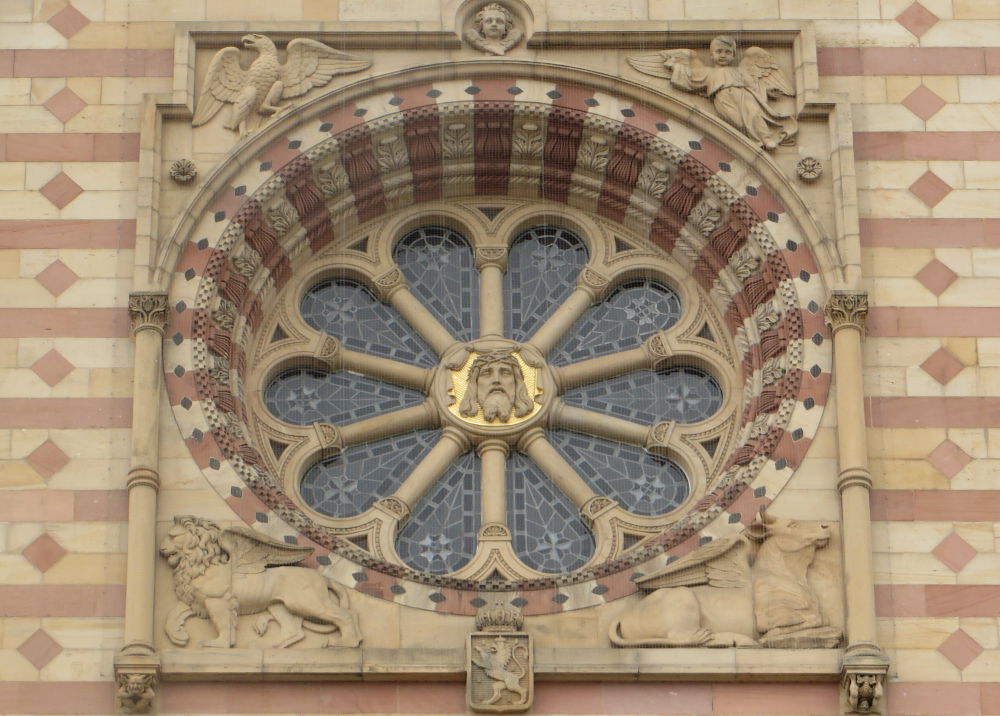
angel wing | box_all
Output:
[192,47,248,127]
[627,49,701,80]
[220,525,314,575]
[633,535,749,591]
[280,39,372,100]
[739,46,794,97]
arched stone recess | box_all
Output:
[160,63,841,615]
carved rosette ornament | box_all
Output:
[796,156,823,182]
[128,292,169,336]
[468,602,533,713]
[826,291,869,334]
[116,671,156,714]
[169,158,197,183]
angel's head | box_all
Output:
[474,3,514,41]
[709,35,737,66]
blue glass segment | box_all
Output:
[300,430,439,518]
[507,452,593,573]
[301,278,436,367]
[394,226,478,342]
[550,279,682,365]
[396,451,480,574]
[562,366,723,425]
[264,368,424,426]
[548,430,688,516]
[505,226,588,342]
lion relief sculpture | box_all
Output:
[159,515,361,649]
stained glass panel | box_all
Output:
[396,452,480,574]
[264,368,424,426]
[300,430,439,518]
[505,226,588,342]
[394,226,478,342]
[562,367,723,425]
[548,430,688,516]
[507,452,593,573]
[301,278,436,366]
[550,279,682,365]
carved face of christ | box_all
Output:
[478,360,517,422]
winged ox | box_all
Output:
[628,35,797,150]
[192,33,371,137]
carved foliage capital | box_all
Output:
[128,292,169,336]
[826,291,869,333]
[475,246,508,271]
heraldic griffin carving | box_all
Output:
[192,33,371,136]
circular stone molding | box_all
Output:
[163,71,833,615]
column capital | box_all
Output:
[128,292,169,337]
[826,290,868,334]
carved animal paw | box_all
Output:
[253,614,273,636]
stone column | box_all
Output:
[826,291,889,715]
[114,292,168,713]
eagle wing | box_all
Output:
[633,535,748,590]
[627,49,700,80]
[192,47,248,126]
[739,46,794,97]
[280,39,372,99]
[219,525,314,575]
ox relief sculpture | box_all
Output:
[159,515,361,649]
[628,35,797,150]
[467,602,533,713]
[609,512,842,648]
[193,34,371,137]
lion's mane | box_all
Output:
[162,515,228,611]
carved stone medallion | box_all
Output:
[450,349,540,426]
[468,602,532,713]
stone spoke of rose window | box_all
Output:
[516,428,597,509]
[327,339,433,391]
[390,426,470,512]
[338,400,439,449]
[393,226,480,343]
[549,279,683,366]
[550,400,652,448]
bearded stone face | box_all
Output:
[459,352,533,423]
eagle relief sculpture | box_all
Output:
[628,35,797,150]
[159,515,361,649]
[192,33,371,137]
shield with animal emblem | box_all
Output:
[467,631,533,713]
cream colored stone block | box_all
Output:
[0,249,20,278]
[0,192,59,221]
[958,554,1000,584]
[42,618,123,650]
[959,618,1000,649]
[867,338,941,367]
[818,75,887,103]
[398,604,473,649]
[870,459,949,489]
[815,18,914,46]
[88,367,133,399]
[932,249,972,278]
[923,20,1000,46]
[53,278,129,308]
[954,522,996,552]
[62,164,138,192]
[0,163,25,190]
[859,190,930,221]
[954,0,1000,17]
[863,247,935,277]
[681,0,778,17]
[303,0,340,20]
[124,0,206,21]
[528,611,600,649]
[858,160,931,190]
[947,428,988,457]
[158,487,237,520]
[43,554,125,584]
[870,428,946,458]
[1,617,41,648]
[30,77,66,106]
[928,106,1000,133]
[958,76,1000,104]
[988,428,1000,457]
[647,0,684,19]
[883,552,957,584]
[0,22,66,49]
[961,650,1000,682]
[60,251,131,279]
[0,0,32,22]
[48,457,128,490]
[882,0,953,17]
[885,522,954,552]
[63,77,101,105]
[0,370,56,398]
[952,459,1000,490]
[917,76,959,103]
[340,0,437,21]
[46,523,127,554]
[892,649,961,682]
[100,76,172,105]
[939,277,1000,305]
[0,340,16,368]
[777,0,857,18]
[34,428,128,459]
[549,0,646,20]
[963,164,1000,193]
[905,364,979,397]
[59,191,137,221]
[205,0,303,20]
[41,649,113,681]
[878,617,956,649]
[64,105,140,134]
[0,554,43,584]
[0,649,42,681]
[979,339,1000,367]
[766,488,841,521]
[854,104,924,133]
[0,106,62,133]
[0,78,30,104]
[866,277,937,306]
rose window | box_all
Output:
[254,220,735,579]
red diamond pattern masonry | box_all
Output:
[39,172,83,210]
[902,85,946,121]
[926,438,972,479]
[909,171,952,208]
[31,349,75,387]
[915,258,958,296]
[17,629,64,670]
[46,4,90,39]
[34,260,79,297]
[21,533,67,573]
[26,439,71,479]
[43,87,87,124]
[895,2,940,38]
[919,347,964,385]
[932,532,978,573]
[937,628,984,671]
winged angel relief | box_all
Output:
[192,34,371,137]
[628,35,797,150]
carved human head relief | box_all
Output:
[709,35,737,66]
[460,350,533,423]
[465,2,523,55]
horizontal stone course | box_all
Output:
[0,308,129,337]
[0,133,139,162]
[819,46,1000,75]
[0,585,124,617]
[872,490,1000,522]
[862,219,1000,248]
[0,398,130,427]
[4,49,172,77]
[867,396,1000,427]
[855,132,1000,161]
